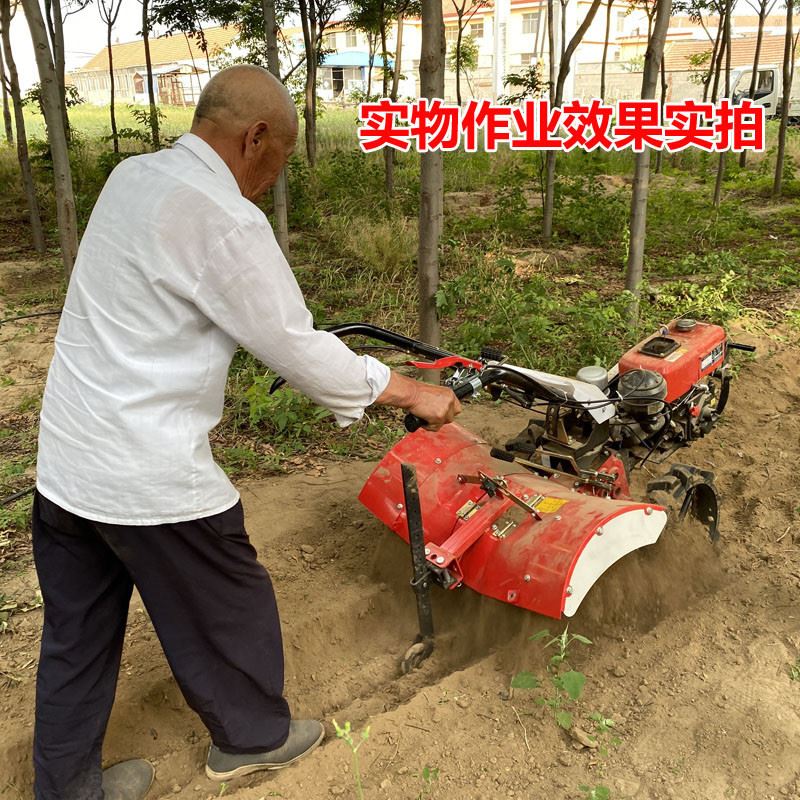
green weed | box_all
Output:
[512,626,593,730]
[332,719,370,800]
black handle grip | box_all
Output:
[728,341,756,353]
[403,381,478,433]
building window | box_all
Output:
[522,12,540,38]
[469,20,484,38]
[324,31,337,49]
[345,29,357,47]
[616,11,626,34]
[520,52,537,66]
[445,25,458,44]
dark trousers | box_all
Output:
[31,491,291,800]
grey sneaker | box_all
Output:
[205,720,325,781]
[101,759,155,800]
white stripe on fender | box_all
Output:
[563,507,668,617]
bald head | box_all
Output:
[193,64,296,137]
[190,65,298,202]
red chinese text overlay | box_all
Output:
[357,98,764,154]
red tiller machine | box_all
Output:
[273,320,754,672]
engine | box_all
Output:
[503,318,732,477]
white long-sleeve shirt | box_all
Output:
[36,133,391,525]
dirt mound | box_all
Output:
[1,329,799,800]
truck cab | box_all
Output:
[731,65,800,121]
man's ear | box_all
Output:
[244,120,269,159]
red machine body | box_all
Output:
[617,320,727,403]
[359,424,667,620]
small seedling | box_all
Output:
[512,626,592,730]
[333,719,370,800]
[588,712,622,755]
[217,782,228,797]
[789,658,800,681]
[417,765,440,799]
[579,785,611,800]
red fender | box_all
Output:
[359,423,666,619]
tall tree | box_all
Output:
[99,0,124,154]
[654,45,667,172]
[21,0,78,276]
[450,0,488,106]
[262,0,290,256]
[739,0,776,166]
[773,0,796,197]
[1,0,45,254]
[712,0,731,207]
[0,37,12,143]
[547,0,555,95]
[542,0,604,242]
[297,0,342,166]
[43,0,69,140]
[417,0,445,350]
[625,0,673,321]
[141,0,160,148]
[599,0,614,101]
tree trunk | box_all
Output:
[455,16,463,105]
[600,0,613,101]
[543,0,604,242]
[560,0,567,61]
[773,0,794,198]
[107,24,119,153]
[625,0,673,322]
[45,0,70,142]
[547,0,555,95]
[710,8,727,102]
[0,38,12,143]
[1,0,45,254]
[21,0,78,277]
[391,13,404,99]
[142,0,160,148]
[655,53,667,173]
[366,33,375,98]
[713,0,731,208]
[298,0,317,166]
[703,18,722,101]
[262,0,290,257]
[379,15,395,198]
[740,1,768,167]
[418,0,445,350]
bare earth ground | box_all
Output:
[1,261,800,800]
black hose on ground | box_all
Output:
[0,310,61,326]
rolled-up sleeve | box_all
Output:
[192,219,391,426]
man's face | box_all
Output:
[242,120,297,202]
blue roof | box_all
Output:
[322,50,393,68]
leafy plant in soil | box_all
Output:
[332,719,370,800]
[511,626,593,730]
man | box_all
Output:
[33,65,460,800]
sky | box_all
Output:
[9,3,159,91]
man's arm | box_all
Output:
[192,220,461,429]
[375,371,461,430]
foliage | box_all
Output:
[244,379,332,441]
[500,63,545,104]
[789,658,800,681]
[448,34,479,74]
[332,719,370,800]
[687,50,713,87]
[23,83,84,115]
[511,626,593,730]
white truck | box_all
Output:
[730,65,800,120]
